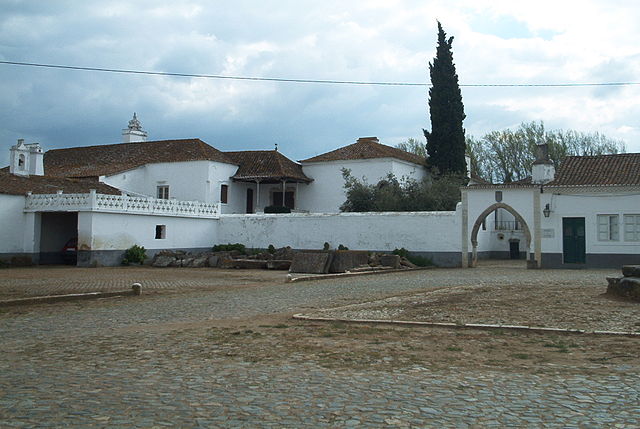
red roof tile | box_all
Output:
[224,151,312,183]
[301,137,426,165]
[43,139,235,178]
[0,170,121,196]
[549,153,640,186]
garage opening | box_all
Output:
[39,212,78,265]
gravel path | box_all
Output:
[1,263,638,427]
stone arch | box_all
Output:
[469,202,531,267]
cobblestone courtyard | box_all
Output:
[1,263,639,427]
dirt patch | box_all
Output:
[307,283,640,333]
[26,315,638,377]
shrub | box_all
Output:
[264,205,291,213]
[267,244,276,254]
[212,243,247,254]
[337,244,349,250]
[392,248,410,258]
[393,248,434,267]
[123,244,146,265]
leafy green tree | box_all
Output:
[340,168,466,212]
[395,137,427,158]
[466,121,626,183]
[424,21,467,175]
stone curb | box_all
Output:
[286,267,431,283]
[0,284,142,307]
[291,314,640,337]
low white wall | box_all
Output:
[77,211,219,266]
[218,210,461,266]
[0,194,27,254]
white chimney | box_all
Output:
[9,139,44,176]
[531,143,555,184]
[122,112,148,143]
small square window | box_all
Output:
[155,225,166,239]
[157,186,169,200]
[220,184,228,204]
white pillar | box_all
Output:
[533,189,542,267]
[461,189,469,268]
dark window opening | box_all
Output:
[155,225,166,239]
[273,191,294,209]
[220,184,228,204]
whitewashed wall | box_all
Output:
[0,194,28,254]
[103,160,239,205]
[540,190,640,255]
[298,158,427,213]
[77,211,218,266]
[218,209,461,266]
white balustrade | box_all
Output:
[25,192,219,218]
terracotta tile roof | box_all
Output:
[300,137,426,165]
[0,170,121,196]
[224,150,312,183]
[43,139,235,178]
[548,153,640,186]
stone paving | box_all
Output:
[1,263,638,427]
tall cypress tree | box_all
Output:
[424,21,466,175]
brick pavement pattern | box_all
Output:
[1,263,638,427]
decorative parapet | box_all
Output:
[25,190,219,218]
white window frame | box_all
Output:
[623,214,640,242]
[157,185,170,200]
[597,214,619,241]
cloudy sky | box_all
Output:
[1,0,639,167]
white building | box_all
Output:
[0,115,430,266]
[1,115,637,268]
[462,144,640,268]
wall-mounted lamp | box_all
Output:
[543,203,551,218]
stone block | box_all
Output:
[622,265,640,277]
[152,255,175,268]
[273,246,296,261]
[207,255,220,267]
[221,259,268,269]
[329,250,370,273]
[191,256,208,268]
[266,260,292,270]
[379,254,401,269]
[607,276,640,302]
[289,252,333,274]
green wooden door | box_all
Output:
[562,217,586,264]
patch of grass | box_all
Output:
[446,346,463,352]
[511,353,531,360]
[543,341,578,353]
[272,324,288,329]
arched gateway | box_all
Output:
[469,202,531,267]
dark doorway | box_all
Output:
[40,212,78,264]
[246,188,254,214]
[509,240,520,259]
[562,217,586,264]
[273,191,295,209]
